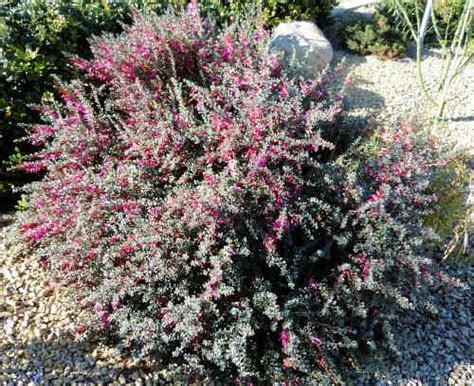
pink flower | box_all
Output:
[263,234,277,251]
[221,33,234,61]
[368,188,384,203]
[393,132,403,142]
[403,139,414,151]
[273,216,289,232]
[283,358,294,368]
[393,165,404,177]
[361,264,370,279]
[28,227,49,241]
[402,125,413,135]
[186,0,198,16]
[206,156,217,165]
[100,313,111,327]
[23,162,45,173]
[204,174,217,186]
[253,27,266,41]
[120,244,134,255]
[279,84,289,98]
[280,329,290,351]
[256,154,269,168]
[310,336,322,346]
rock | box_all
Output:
[269,21,333,77]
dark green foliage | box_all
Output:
[340,0,472,59]
[342,14,408,59]
[198,0,337,27]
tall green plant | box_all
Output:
[197,0,337,27]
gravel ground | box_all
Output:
[0,216,169,384]
[349,263,473,385]
[1,49,473,384]
[336,48,474,155]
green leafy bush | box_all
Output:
[424,157,472,259]
[198,0,337,27]
[340,0,472,59]
[342,14,408,58]
[20,5,449,383]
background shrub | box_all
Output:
[342,13,408,58]
[198,0,337,27]
[423,156,472,260]
[337,0,472,59]
[379,0,471,44]
[20,4,446,383]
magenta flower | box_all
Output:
[221,33,234,61]
[23,162,45,173]
[310,336,322,346]
[120,244,134,255]
[368,188,385,203]
[279,83,289,98]
[280,329,290,351]
[100,313,111,328]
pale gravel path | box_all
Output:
[336,49,474,155]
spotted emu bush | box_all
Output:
[20,4,443,383]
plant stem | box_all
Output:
[415,37,437,106]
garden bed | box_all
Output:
[1,42,472,383]
[1,0,473,381]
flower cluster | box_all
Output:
[20,5,443,383]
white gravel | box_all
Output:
[336,48,474,155]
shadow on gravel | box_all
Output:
[331,51,386,126]
[447,115,474,123]
[344,85,385,112]
[0,334,164,384]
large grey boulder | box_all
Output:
[269,21,333,77]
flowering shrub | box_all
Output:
[0,0,179,207]
[20,4,444,383]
